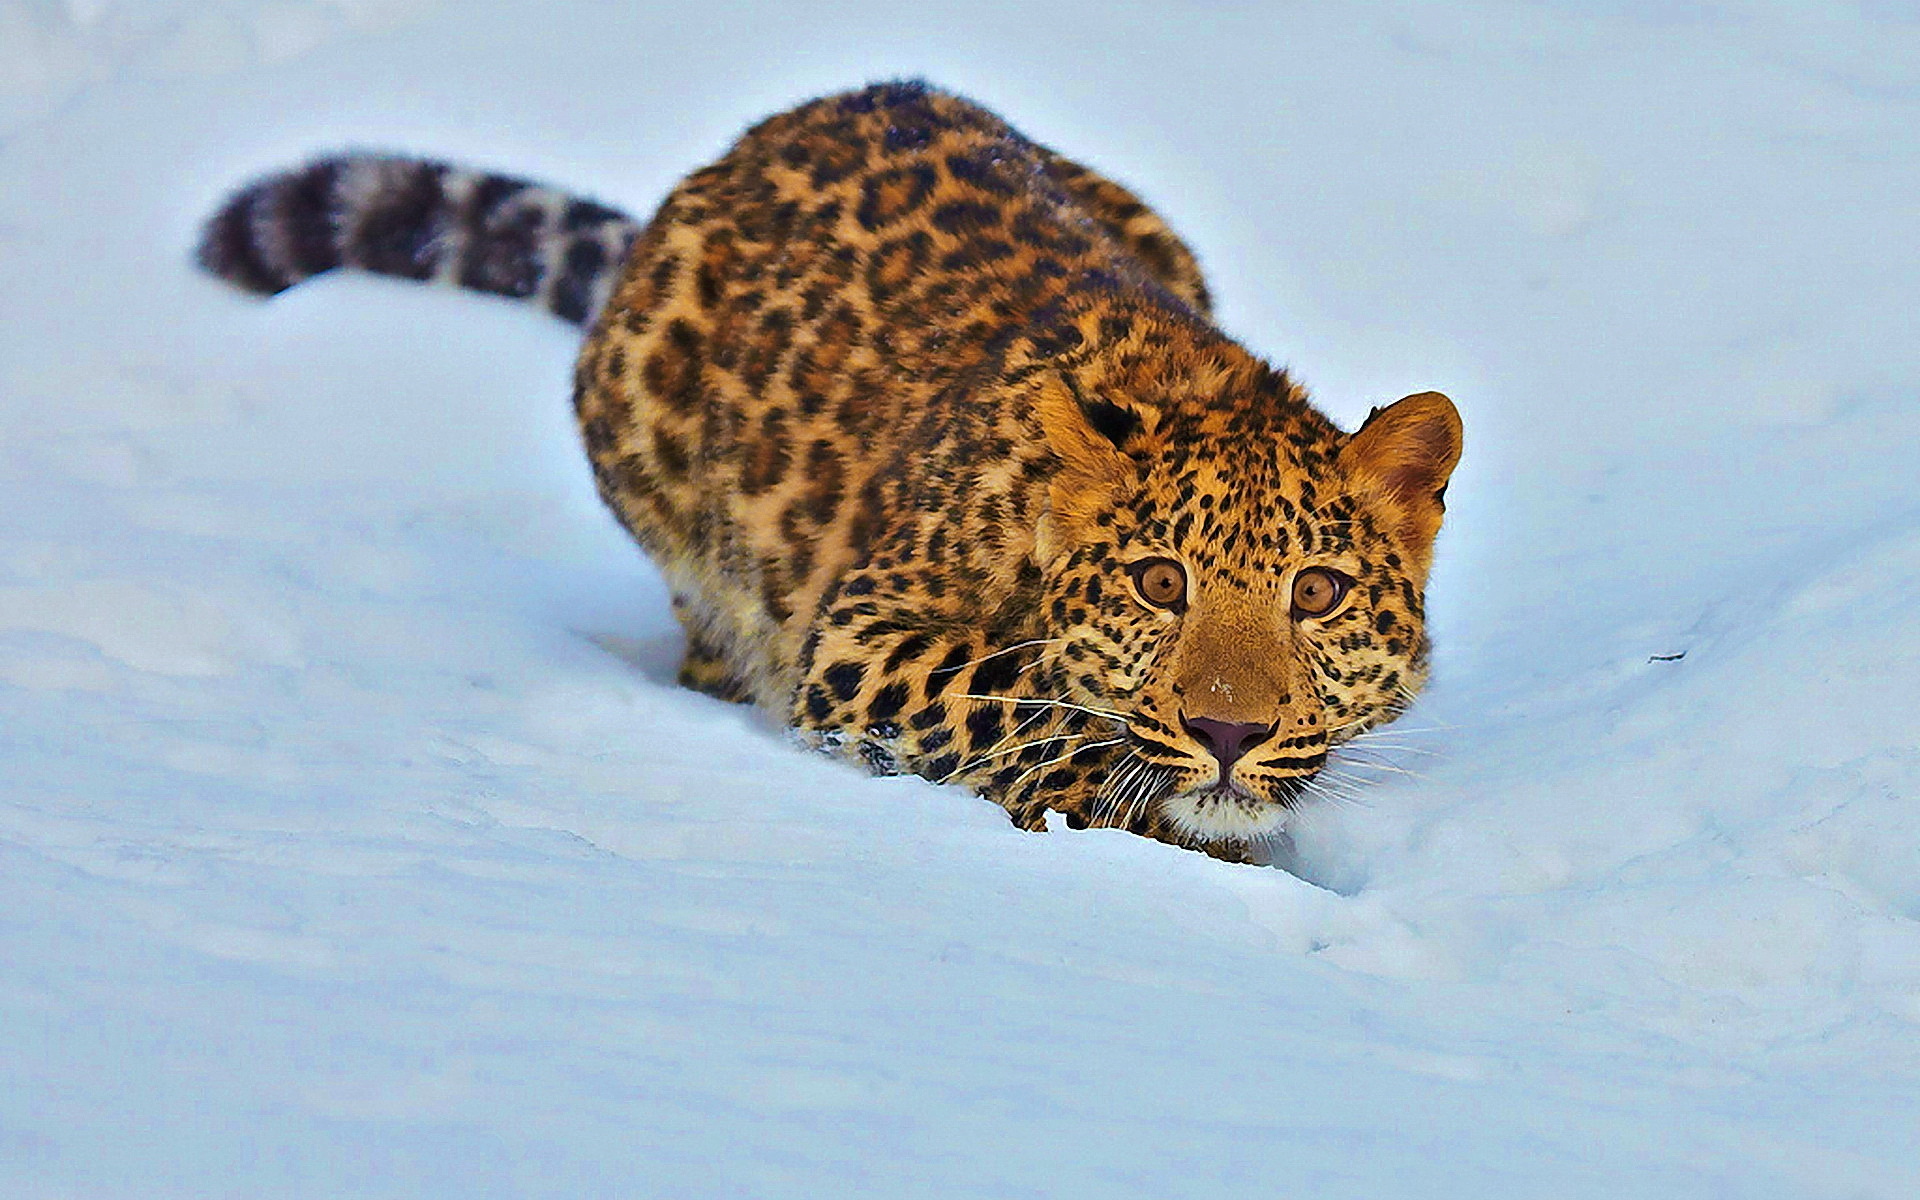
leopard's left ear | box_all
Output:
[1340,391,1463,555]
[1034,370,1159,481]
[1033,372,1160,565]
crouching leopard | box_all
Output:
[198,80,1462,863]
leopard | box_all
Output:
[197,80,1462,863]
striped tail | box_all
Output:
[196,155,641,327]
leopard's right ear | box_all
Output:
[1034,371,1158,481]
[1339,390,1463,562]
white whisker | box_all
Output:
[941,728,1096,783]
[1010,737,1127,791]
[1328,757,1420,780]
[953,694,1130,724]
[940,637,1063,674]
[960,703,1055,776]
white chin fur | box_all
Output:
[1161,787,1290,843]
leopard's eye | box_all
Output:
[1127,557,1188,613]
[1291,567,1354,619]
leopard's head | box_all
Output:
[1027,319,1461,846]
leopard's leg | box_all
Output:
[677,635,752,703]
[789,578,1135,833]
[792,608,1251,861]
[1039,152,1214,315]
[671,594,753,704]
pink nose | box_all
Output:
[1181,716,1273,772]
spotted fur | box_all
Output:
[200,81,1462,861]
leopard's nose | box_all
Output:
[1181,716,1273,772]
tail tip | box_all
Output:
[196,158,353,297]
[196,179,297,297]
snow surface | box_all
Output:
[4,0,1920,1195]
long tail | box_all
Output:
[196,154,641,326]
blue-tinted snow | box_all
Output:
[3,1,1918,1195]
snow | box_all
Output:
[4,0,1919,1195]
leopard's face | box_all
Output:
[1032,366,1460,846]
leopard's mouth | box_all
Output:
[1158,776,1296,842]
[1188,779,1258,803]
